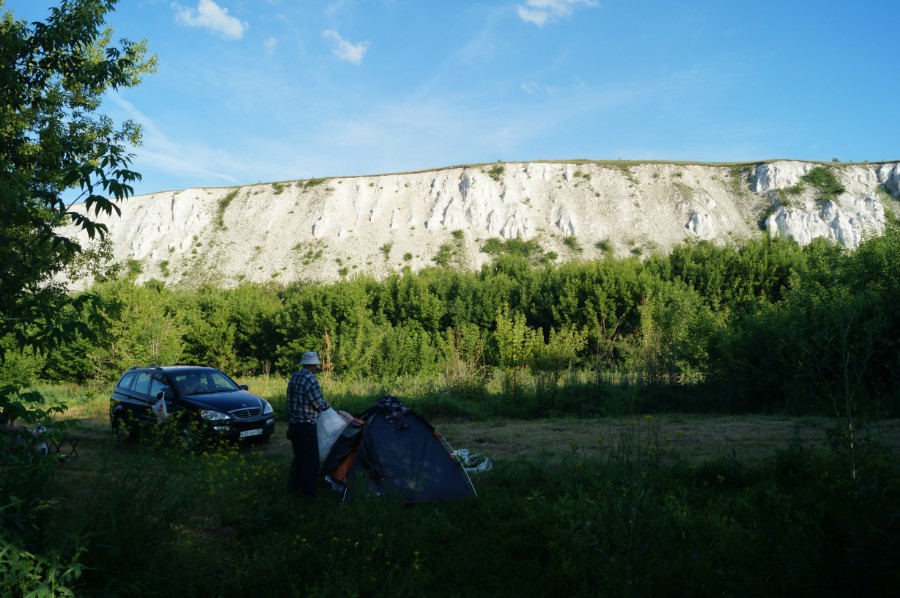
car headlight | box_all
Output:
[199,409,230,422]
[262,400,273,415]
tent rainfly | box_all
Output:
[321,397,476,503]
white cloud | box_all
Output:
[264,36,279,55]
[172,0,248,40]
[322,29,370,65]
[520,81,564,95]
[108,95,246,190]
[517,0,598,27]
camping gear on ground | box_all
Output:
[321,396,476,503]
[453,449,493,473]
[316,408,353,461]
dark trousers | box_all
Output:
[288,421,319,496]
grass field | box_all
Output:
[7,388,900,596]
[57,392,900,469]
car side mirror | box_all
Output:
[239,384,248,391]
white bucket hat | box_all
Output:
[300,351,321,365]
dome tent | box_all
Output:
[321,397,476,503]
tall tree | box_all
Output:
[1,3,153,585]
[0,0,155,357]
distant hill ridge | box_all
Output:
[61,160,900,288]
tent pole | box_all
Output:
[434,428,478,497]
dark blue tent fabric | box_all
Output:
[322,400,475,504]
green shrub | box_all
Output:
[126,259,143,277]
[801,166,845,203]
[0,337,43,388]
[216,190,239,228]
[481,237,543,259]
[0,542,84,597]
[433,244,453,267]
[304,178,327,190]
[562,236,582,253]
[485,163,505,182]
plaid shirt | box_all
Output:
[286,368,329,423]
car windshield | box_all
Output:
[170,369,240,395]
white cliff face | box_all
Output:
[59,160,900,288]
[878,163,900,195]
[749,161,811,193]
[754,162,894,249]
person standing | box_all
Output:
[286,351,330,496]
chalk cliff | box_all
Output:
[61,160,900,288]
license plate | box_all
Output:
[240,429,263,438]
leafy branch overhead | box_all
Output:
[0,0,156,353]
[1,1,155,589]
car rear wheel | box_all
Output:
[112,415,137,442]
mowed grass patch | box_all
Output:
[435,414,900,464]
[54,400,900,474]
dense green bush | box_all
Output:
[32,222,900,416]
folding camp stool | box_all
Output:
[49,437,79,460]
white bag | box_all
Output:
[152,395,169,424]
[317,408,350,461]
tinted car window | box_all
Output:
[171,370,240,394]
[171,373,195,394]
[149,373,170,398]
[117,371,137,391]
[132,372,153,396]
[208,371,238,391]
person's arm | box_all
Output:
[310,378,330,413]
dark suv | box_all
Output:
[109,365,275,444]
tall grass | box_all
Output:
[27,416,899,596]
[7,380,898,595]
[241,367,700,425]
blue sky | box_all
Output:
[7,0,900,196]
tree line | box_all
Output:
[4,220,896,416]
